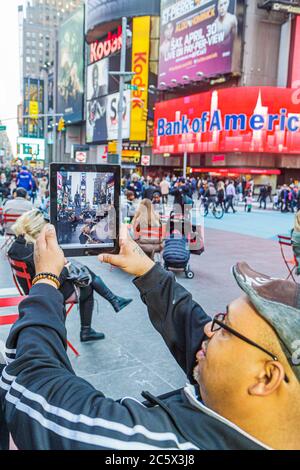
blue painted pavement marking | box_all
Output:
[203,210,295,240]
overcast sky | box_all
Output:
[0,0,21,151]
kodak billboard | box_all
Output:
[130,16,150,142]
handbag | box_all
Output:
[66,260,92,288]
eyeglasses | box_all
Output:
[211,313,289,383]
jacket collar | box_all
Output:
[183,384,272,450]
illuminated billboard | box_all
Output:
[86,90,131,143]
[23,78,44,138]
[154,87,300,155]
[130,16,150,142]
[158,0,244,88]
[86,23,133,144]
[57,6,84,123]
[17,137,45,161]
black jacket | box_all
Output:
[0,264,267,450]
[7,235,73,299]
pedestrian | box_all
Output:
[1,225,299,450]
[17,165,33,192]
[3,188,33,235]
[259,185,267,210]
[244,190,253,213]
[122,190,138,223]
[217,181,225,210]
[132,198,163,260]
[142,177,160,201]
[225,180,236,213]
[159,176,170,205]
[267,184,273,203]
[30,174,38,205]
[126,174,142,199]
[152,191,164,216]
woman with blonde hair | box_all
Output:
[132,199,163,260]
[291,210,300,275]
[8,209,132,342]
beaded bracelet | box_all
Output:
[32,272,61,289]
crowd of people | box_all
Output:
[122,173,300,217]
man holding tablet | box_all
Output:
[0,223,299,450]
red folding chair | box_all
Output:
[278,235,298,283]
[8,258,80,356]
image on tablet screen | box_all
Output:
[56,171,116,249]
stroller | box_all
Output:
[163,235,194,279]
[162,211,195,279]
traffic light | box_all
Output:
[58,117,65,132]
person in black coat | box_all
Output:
[8,209,132,342]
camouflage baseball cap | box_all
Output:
[232,262,300,382]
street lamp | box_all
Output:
[117,17,129,167]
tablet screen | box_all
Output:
[52,165,119,254]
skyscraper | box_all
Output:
[18,0,83,84]
[18,0,83,140]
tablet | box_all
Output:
[50,163,120,256]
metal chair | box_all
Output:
[8,258,80,356]
[278,235,298,283]
[0,213,22,251]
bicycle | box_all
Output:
[201,198,224,219]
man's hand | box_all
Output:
[34,224,65,278]
[98,225,155,277]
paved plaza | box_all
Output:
[0,208,296,401]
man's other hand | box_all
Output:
[98,225,155,277]
[34,224,65,277]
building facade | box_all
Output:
[17,0,83,160]
[152,0,300,188]
[18,0,83,84]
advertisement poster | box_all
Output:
[48,73,54,113]
[57,6,84,123]
[86,24,133,144]
[86,94,108,143]
[154,87,300,155]
[23,78,44,138]
[130,16,150,142]
[106,90,131,141]
[158,0,240,88]
[87,58,109,101]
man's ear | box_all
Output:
[248,361,286,396]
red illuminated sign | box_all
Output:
[154,87,300,155]
[90,26,122,64]
[191,167,281,175]
[212,155,225,163]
